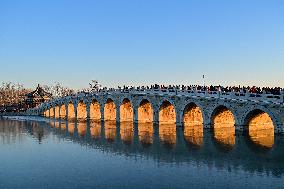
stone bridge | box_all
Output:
[28,88,284,134]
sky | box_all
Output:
[0,0,284,89]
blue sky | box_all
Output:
[0,0,283,89]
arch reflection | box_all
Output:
[68,122,75,135]
[90,121,101,139]
[120,122,134,144]
[211,106,235,147]
[246,110,274,148]
[60,122,67,131]
[77,122,87,137]
[159,123,176,146]
[138,122,154,146]
[104,121,116,142]
[159,101,176,124]
[184,125,203,147]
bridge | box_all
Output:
[27,87,284,134]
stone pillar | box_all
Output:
[203,111,211,129]
[65,104,69,120]
[58,106,61,118]
[100,106,105,121]
[74,103,78,120]
[116,103,120,123]
[235,124,244,133]
[64,104,68,119]
[175,109,183,127]
[133,106,138,123]
[86,102,91,120]
[153,107,159,124]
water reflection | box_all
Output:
[104,121,116,142]
[60,122,67,131]
[90,121,101,139]
[184,124,203,147]
[68,122,75,135]
[77,122,87,137]
[249,128,274,148]
[138,122,154,146]
[120,122,134,144]
[248,112,274,148]
[213,125,235,148]
[1,118,283,179]
[159,123,176,146]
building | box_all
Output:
[25,84,52,109]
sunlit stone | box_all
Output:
[77,101,87,121]
[248,111,274,148]
[44,110,49,117]
[104,99,116,121]
[60,105,66,119]
[54,106,60,118]
[49,108,55,117]
[67,103,75,120]
[90,100,101,121]
[183,104,203,126]
[212,107,235,147]
[183,103,204,146]
[120,99,133,122]
[159,101,176,124]
[138,99,153,123]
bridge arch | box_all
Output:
[67,101,76,120]
[44,109,50,117]
[182,102,204,146]
[210,105,236,147]
[138,99,154,123]
[183,102,204,126]
[243,109,275,148]
[54,104,61,118]
[77,100,87,120]
[241,106,278,132]
[159,100,176,124]
[90,99,101,121]
[120,98,134,122]
[59,104,67,119]
[158,100,177,146]
[49,106,55,117]
[104,98,116,121]
[210,105,236,128]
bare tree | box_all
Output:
[0,82,32,106]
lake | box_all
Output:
[0,118,283,189]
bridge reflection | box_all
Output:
[0,118,282,177]
[46,118,276,149]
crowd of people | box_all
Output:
[76,84,284,96]
[112,84,283,95]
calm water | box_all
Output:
[0,118,284,189]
